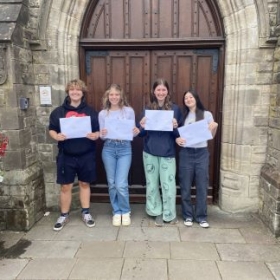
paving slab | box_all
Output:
[0,259,29,280]
[17,258,76,280]
[17,240,81,259]
[239,226,278,244]
[124,241,170,259]
[170,241,220,260]
[217,261,275,280]
[217,243,280,262]
[266,262,280,280]
[168,259,221,280]
[69,258,123,280]
[118,226,180,241]
[0,231,25,258]
[1,203,280,280]
[76,241,125,258]
[23,225,58,241]
[121,259,167,280]
[179,227,246,243]
[53,224,119,241]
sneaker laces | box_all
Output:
[56,216,67,224]
[83,213,93,222]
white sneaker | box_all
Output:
[112,214,121,226]
[184,219,193,227]
[199,221,209,228]
[122,213,131,226]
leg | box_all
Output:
[143,152,162,217]
[114,142,132,215]
[159,157,177,222]
[79,181,95,227]
[179,148,195,221]
[60,183,73,213]
[102,143,120,214]
[194,148,209,223]
[79,181,91,208]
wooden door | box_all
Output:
[80,0,224,202]
[85,48,219,200]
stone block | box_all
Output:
[3,150,26,170]
[1,108,23,129]
[0,195,13,208]
[6,209,27,231]
[254,116,268,126]
[271,130,280,150]
[0,210,6,230]
[0,4,22,21]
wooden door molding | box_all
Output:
[81,0,224,40]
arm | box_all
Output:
[49,130,67,141]
[86,108,100,141]
[209,121,218,138]
[98,110,108,139]
[205,111,218,138]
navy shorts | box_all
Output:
[56,151,96,184]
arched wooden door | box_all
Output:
[79,0,224,202]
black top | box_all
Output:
[49,97,99,156]
[138,104,182,157]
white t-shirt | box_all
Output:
[184,111,213,148]
[98,106,135,140]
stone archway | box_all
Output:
[39,0,274,212]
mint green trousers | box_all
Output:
[143,151,177,222]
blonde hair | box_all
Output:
[65,79,88,95]
[102,84,129,110]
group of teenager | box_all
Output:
[49,78,218,231]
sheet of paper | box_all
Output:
[145,110,174,131]
[105,118,134,140]
[178,119,213,146]
[59,116,91,139]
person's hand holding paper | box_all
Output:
[178,119,213,146]
[59,116,92,139]
[144,110,174,131]
[104,118,134,140]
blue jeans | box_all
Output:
[102,140,132,215]
[179,147,209,222]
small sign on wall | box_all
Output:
[39,86,52,106]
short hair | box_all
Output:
[65,79,88,95]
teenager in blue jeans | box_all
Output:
[176,90,218,228]
[99,84,138,226]
[137,78,182,226]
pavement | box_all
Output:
[1,203,280,280]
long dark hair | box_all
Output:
[182,89,205,121]
[148,78,172,110]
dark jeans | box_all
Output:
[179,147,209,222]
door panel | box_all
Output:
[86,49,219,200]
[86,50,150,186]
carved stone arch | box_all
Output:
[215,0,274,212]
[41,0,90,86]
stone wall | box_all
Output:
[0,0,279,233]
[259,2,280,236]
[218,0,276,213]
[0,0,46,230]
